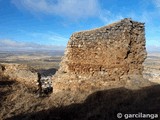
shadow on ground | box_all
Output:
[0,80,15,86]
[6,84,160,120]
[0,75,16,103]
[38,68,57,76]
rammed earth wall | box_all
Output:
[53,18,147,93]
[59,18,146,80]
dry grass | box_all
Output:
[0,52,160,120]
[0,74,48,120]
[0,74,88,120]
[1,73,160,120]
[5,85,160,120]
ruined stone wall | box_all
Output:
[53,18,147,93]
[58,18,146,80]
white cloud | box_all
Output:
[15,30,69,46]
[99,10,124,24]
[11,0,128,23]
[0,39,25,47]
[154,0,160,8]
[146,39,160,52]
[147,45,160,52]
[0,39,65,51]
[11,0,101,20]
[29,31,68,43]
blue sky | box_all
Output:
[0,0,160,52]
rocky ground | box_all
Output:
[0,52,160,120]
[1,74,160,120]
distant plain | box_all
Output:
[0,51,159,83]
[0,51,160,120]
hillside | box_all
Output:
[1,74,160,120]
[0,52,160,120]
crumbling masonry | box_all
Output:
[53,18,147,92]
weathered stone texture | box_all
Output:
[53,18,147,92]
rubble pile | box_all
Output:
[38,75,53,94]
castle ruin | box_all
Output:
[53,18,147,93]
